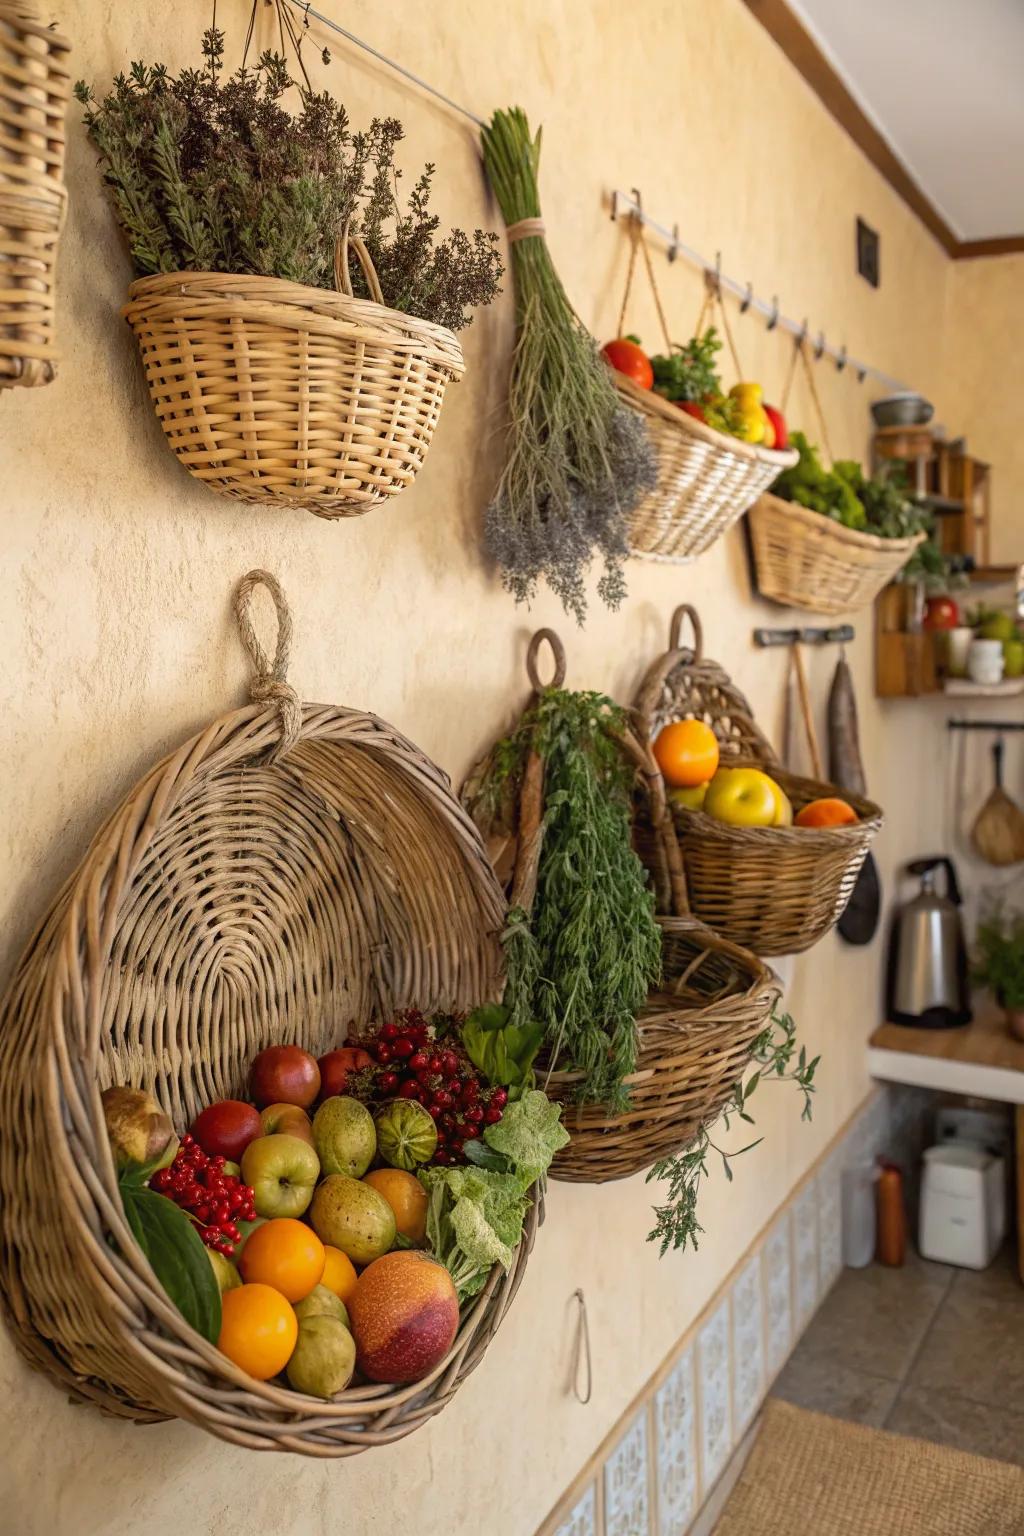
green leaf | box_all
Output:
[121,1184,221,1344]
[462,1138,511,1172]
[482,1089,569,1186]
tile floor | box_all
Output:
[771,1242,1024,1467]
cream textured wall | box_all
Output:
[0,2,982,1532]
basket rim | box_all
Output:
[614,371,800,469]
[753,490,928,556]
[676,760,883,848]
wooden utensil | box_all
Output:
[971,738,1024,866]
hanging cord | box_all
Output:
[570,1289,593,1404]
[616,203,673,352]
[692,267,743,380]
[234,570,303,760]
[781,332,835,465]
[241,0,313,90]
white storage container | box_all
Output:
[919,1143,1005,1269]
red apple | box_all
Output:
[318,1047,374,1100]
[248,1045,320,1109]
[923,594,960,631]
[190,1099,262,1161]
[260,1102,314,1145]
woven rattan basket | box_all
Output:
[122,228,465,517]
[0,571,548,1455]
[617,374,798,562]
[0,0,70,388]
[747,488,925,617]
[464,629,779,1184]
[632,605,883,955]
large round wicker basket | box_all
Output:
[0,572,546,1455]
[122,231,465,517]
[0,0,70,389]
[632,605,883,956]
[747,491,926,615]
[616,374,798,563]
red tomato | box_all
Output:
[763,404,788,451]
[677,401,705,422]
[601,337,654,390]
[923,595,960,631]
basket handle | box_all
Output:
[234,570,302,759]
[334,219,386,306]
[617,721,691,917]
[668,603,703,658]
[525,629,567,692]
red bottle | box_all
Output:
[876,1160,906,1267]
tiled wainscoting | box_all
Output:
[539,1085,897,1536]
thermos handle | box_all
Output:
[906,855,963,905]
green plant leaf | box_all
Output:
[120,1182,221,1344]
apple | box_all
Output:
[922,594,960,631]
[318,1047,374,1100]
[979,612,1016,644]
[703,767,778,828]
[260,1102,314,1144]
[248,1045,320,1109]
[1004,639,1024,679]
[191,1099,262,1161]
[770,784,794,827]
[669,783,708,812]
[241,1133,320,1219]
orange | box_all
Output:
[238,1217,325,1302]
[217,1283,298,1380]
[653,719,719,789]
[320,1244,359,1303]
[794,796,858,829]
[363,1168,429,1246]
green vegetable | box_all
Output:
[772,432,865,528]
[461,1002,544,1090]
[419,1165,530,1302]
[650,328,724,403]
[119,1173,221,1343]
[479,1088,569,1186]
[973,903,1024,1010]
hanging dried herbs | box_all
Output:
[480,108,656,625]
[468,689,662,1109]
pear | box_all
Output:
[286,1315,356,1399]
[294,1284,349,1328]
[206,1248,241,1295]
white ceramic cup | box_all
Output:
[968,638,1005,685]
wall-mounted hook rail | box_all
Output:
[754,625,855,647]
[947,718,1024,733]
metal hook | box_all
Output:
[609,188,619,223]
[797,317,809,348]
[571,1289,592,1405]
[836,344,848,373]
[668,222,680,263]
[766,295,780,331]
[714,250,722,292]
[856,366,868,384]
[814,330,826,361]
[740,281,753,314]
[630,186,644,227]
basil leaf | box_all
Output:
[121,1184,221,1344]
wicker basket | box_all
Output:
[0,0,70,388]
[632,605,883,955]
[122,228,465,517]
[0,571,547,1455]
[617,374,798,562]
[545,917,779,1183]
[747,491,926,616]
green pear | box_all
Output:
[286,1315,356,1399]
[293,1284,349,1328]
[206,1248,241,1295]
[313,1096,376,1178]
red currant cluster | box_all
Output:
[151,1135,257,1255]
[358,1011,508,1166]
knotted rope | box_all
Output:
[234,569,302,759]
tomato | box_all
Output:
[601,337,654,390]
[923,595,960,631]
[653,719,720,789]
[677,401,706,422]
[763,404,789,451]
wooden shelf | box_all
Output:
[943,677,1024,698]
[968,565,1019,585]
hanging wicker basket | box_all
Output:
[463,629,779,1185]
[0,571,547,1456]
[747,491,926,615]
[0,0,70,389]
[632,604,883,956]
[122,227,465,517]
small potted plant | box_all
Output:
[973,903,1024,1040]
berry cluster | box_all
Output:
[151,1135,257,1255]
[357,1011,508,1166]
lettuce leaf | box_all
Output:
[461,1003,545,1089]
[482,1088,570,1186]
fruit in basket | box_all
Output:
[668,783,708,812]
[248,1045,320,1109]
[217,1282,298,1380]
[601,336,653,390]
[374,1100,438,1170]
[678,400,705,423]
[770,783,794,827]
[728,382,769,444]
[313,1095,377,1178]
[260,1102,314,1144]
[241,1133,320,1219]
[294,1284,349,1327]
[349,1251,459,1384]
[191,1099,262,1162]
[101,1086,176,1172]
[363,1168,430,1246]
[286,1313,357,1399]
[310,1174,397,1266]
[764,403,788,451]
[318,1046,374,1100]
[206,1248,242,1295]
[703,767,778,827]
[238,1217,326,1302]
[151,1136,257,1254]
[794,797,858,828]
[653,719,720,788]
[321,1245,359,1303]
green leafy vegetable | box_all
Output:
[480,1088,570,1186]
[461,1003,545,1089]
[119,1179,221,1343]
[651,328,724,403]
[772,432,865,528]
[419,1165,530,1302]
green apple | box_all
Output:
[260,1102,314,1145]
[703,767,778,828]
[313,1096,376,1178]
[979,612,1016,643]
[293,1284,349,1328]
[241,1133,320,1219]
[669,783,708,812]
[206,1248,242,1295]
[286,1314,356,1399]
[1003,639,1024,679]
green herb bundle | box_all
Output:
[480,108,656,624]
[974,903,1024,1009]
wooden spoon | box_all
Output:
[971,738,1024,866]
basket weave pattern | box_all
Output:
[617,375,798,562]
[632,605,883,955]
[0,573,542,1455]
[0,0,69,388]
[747,491,926,615]
[123,262,465,517]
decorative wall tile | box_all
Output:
[554,1482,597,1536]
[654,1347,698,1536]
[817,1151,843,1296]
[697,1297,732,1490]
[763,1210,792,1380]
[793,1179,819,1330]
[730,1251,765,1434]
[604,1409,650,1536]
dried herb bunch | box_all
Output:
[481,108,656,624]
[75,28,502,332]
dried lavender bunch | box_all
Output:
[481,107,656,625]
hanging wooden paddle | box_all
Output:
[971,738,1024,867]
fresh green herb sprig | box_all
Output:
[973,902,1024,1010]
[646,1010,818,1255]
[650,328,725,403]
